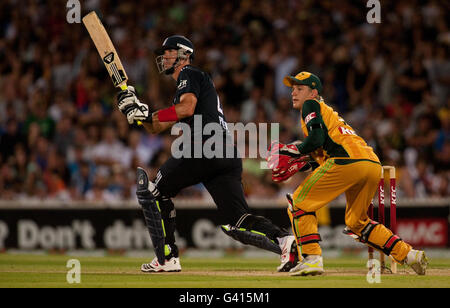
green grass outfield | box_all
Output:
[0,253,449,288]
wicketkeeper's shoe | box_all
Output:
[289,254,324,276]
[405,249,428,275]
[277,235,299,272]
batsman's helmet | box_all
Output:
[155,35,194,75]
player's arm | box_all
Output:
[146,66,200,133]
[272,100,326,158]
[141,120,174,134]
[144,93,197,134]
[116,86,168,133]
[153,93,197,123]
[267,100,325,182]
[117,86,197,134]
[148,93,197,132]
[295,99,326,155]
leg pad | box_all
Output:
[221,224,282,254]
[137,167,166,264]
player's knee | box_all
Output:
[292,199,315,213]
[287,203,317,228]
[346,219,379,243]
[157,197,176,217]
[235,214,268,230]
[235,214,288,239]
[344,217,366,234]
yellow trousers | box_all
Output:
[289,159,411,263]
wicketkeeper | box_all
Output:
[267,71,428,276]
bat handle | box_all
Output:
[118,84,143,126]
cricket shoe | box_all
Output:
[141,245,181,273]
[289,255,324,276]
[141,256,181,273]
[277,235,299,272]
[405,249,428,275]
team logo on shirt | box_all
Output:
[178,80,187,90]
[338,126,357,136]
[304,112,317,124]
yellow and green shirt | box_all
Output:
[296,97,380,166]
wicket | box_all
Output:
[368,166,397,274]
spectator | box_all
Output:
[0,118,25,160]
[53,117,74,156]
[68,151,96,200]
[397,57,430,106]
[90,125,131,169]
[240,87,275,123]
[24,98,55,140]
[0,0,448,201]
[85,171,117,202]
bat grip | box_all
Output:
[118,84,143,126]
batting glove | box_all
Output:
[117,86,151,124]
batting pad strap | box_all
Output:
[342,227,386,252]
[299,233,322,245]
[291,209,316,219]
[359,220,379,243]
[382,235,401,256]
[221,225,282,255]
[235,214,288,240]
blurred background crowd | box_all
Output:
[0,0,448,202]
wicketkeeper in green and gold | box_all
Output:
[267,71,428,276]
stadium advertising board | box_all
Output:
[0,205,448,251]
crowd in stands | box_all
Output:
[0,0,448,202]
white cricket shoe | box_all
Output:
[277,235,299,272]
[289,255,324,276]
[141,256,182,273]
[405,249,428,275]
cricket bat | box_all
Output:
[82,11,128,90]
[83,11,143,125]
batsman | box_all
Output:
[267,71,428,276]
[116,35,299,273]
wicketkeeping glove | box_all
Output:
[267,141,312,183]
[117,86,151,124]
[271,158,313,182]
